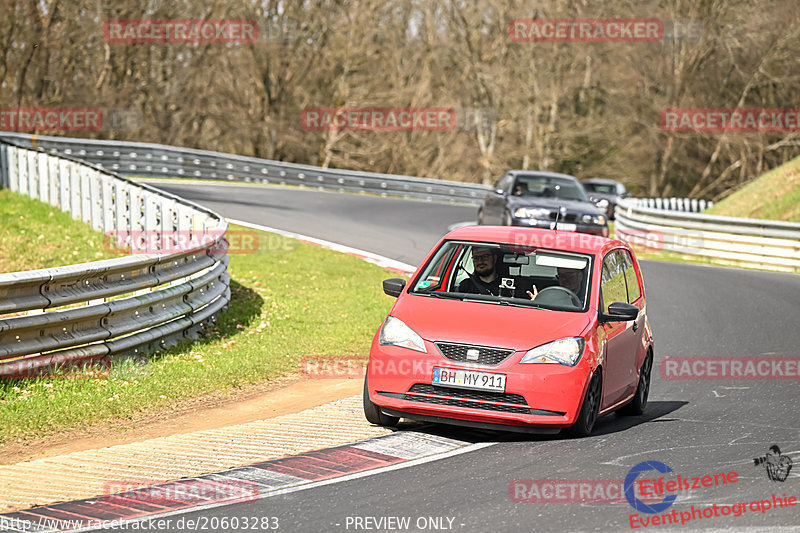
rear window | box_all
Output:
[584,183,617,194]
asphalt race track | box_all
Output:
[132,181,800,533]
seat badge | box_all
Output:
[466,348,480,361]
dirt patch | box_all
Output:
[0,375,363,465]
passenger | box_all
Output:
[556,267,582,294]
[512,182,528,196]
[527,267,583,300]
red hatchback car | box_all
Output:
[363,226,654,436]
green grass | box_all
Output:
[705,155,800,222]
[0,189,125,273]
[0,224,399,444]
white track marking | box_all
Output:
[67,442,496,532]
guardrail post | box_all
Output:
[143,190,160,251]
[59,159,70,212]
[28,150,39,198]
[129,187,143,234]
[70,161,82,220]
[17,147,28,195]
[37,151,49,204]
[102,174,114,234]
[48,154,59,207]
[0,142,8,189]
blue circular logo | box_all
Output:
[624,461,677,514]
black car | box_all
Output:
[582,178,630,220]
[477,170,609,236]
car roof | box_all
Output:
[507,170,580,182]
[583,178,623,185]
[441,225,627,256]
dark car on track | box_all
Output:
[478,171,608,237]
[582,178,630,220]
[363,225,654,437]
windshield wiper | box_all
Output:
[417,291,463,300]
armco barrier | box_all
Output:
[0,137,230,377]
[615,198,800,273]
[0,132,491,205]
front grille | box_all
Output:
[409,384,527,405]
[403,394,531,414]
[435,342,514,366]
[546,212,579,222]
[377,389,566,417]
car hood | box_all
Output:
[391,293,593,351]
[507,196,602,215]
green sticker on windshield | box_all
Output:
[417,280,433,289]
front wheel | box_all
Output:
[618,352,652,416]
[566,371,601,437]
[363,377,399,427]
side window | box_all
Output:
[620,250,641,303]
[600,251,627,313]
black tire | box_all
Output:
[566,371,601,437]
[363,377,399,427]
[618,351,653,416]
[477,208,484,225]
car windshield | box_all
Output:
[513,175,589,202]
[584,183,617,194]
[410,240,592,311]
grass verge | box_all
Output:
[0,189,125,273]
[0,224,399,445]
[705,155,800,222]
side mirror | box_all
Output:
[494,188,506,195]
[601,302,639,323]
[382,278,407,298]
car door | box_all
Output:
[620,249,646,396]
[485,173,512,223]
[598,250,640,409]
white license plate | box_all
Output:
[550,222,577,231]
[432,367,506,392]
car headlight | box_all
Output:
[520,337,585,366]
[379,316,427,353]
[514,207,550,219]
[581,214,607,226]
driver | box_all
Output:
[457,247,504,296]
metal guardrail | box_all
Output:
[0,132,491,205]
[625,197,713,213]
[0,137,231,377]
[615,198,800,273]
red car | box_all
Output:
[363,226,653,436]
